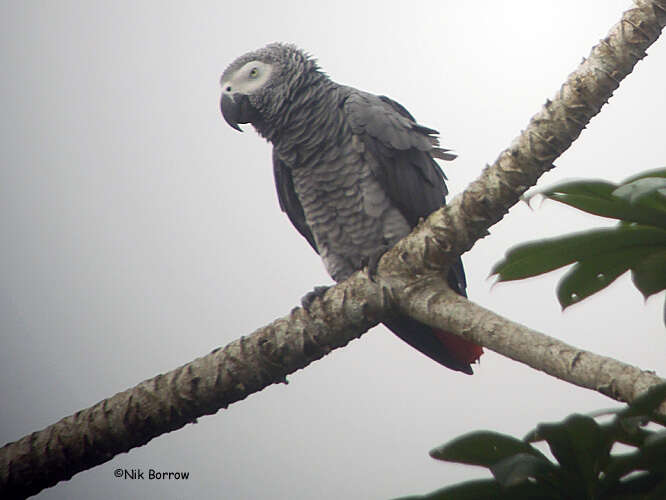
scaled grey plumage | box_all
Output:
[220,43,482,373]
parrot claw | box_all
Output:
[300,285,331,310]
[365,245,392,282]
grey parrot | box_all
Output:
[220,43,483,374]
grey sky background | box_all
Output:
[1,1,664,499]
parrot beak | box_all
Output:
[220,92,261,132]
[220,93,243,131]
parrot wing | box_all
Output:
[343,90,466,295]
[273,148,319,253]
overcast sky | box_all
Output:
[1,1,664,499]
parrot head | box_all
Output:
[220,57,273,132]
[220,43,319,135]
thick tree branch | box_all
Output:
[1,1,665,498]
[391,274,665,412]
[0,275,389,499]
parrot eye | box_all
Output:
[249,67,259,78]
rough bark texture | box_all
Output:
[392,275,665,413]
[0,276,389,499]
[1,1,665,498]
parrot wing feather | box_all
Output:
[343,90,466,295]
[273,149,319,253]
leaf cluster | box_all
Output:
[491,169,666,317]
[395,384,666,499]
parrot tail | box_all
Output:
[383,316,483,374]
[432,328,484,372]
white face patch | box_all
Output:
[220,60,273,96]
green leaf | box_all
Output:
[619,384,666,419]
[600,451,643,488]
[555,246,661,308]
[415,386,666,500]
[603,418,652,449]
[536,414,605,491]
[491,226,666,282]
[631,250,666,298]
[536,179,666,230]
[644,477,666,500]
[613,177,666,204]
[622,168,666,184]
[392,479,559,500]
[641,430,666,472]
[390,480,503,500]
[490,453,558,486]
[540,180,617,202]
[603,469,666,498]
[429,431,548,468]
[584,408,623,419]
[613,175,666,217]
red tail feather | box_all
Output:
[433,329,483,366]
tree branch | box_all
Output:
[380,0,666,281]
[0,274,389,499]
[1,0,665,498]
[391,274,665,412]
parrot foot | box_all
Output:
[300,285,331,310]
[365,245,392,281]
